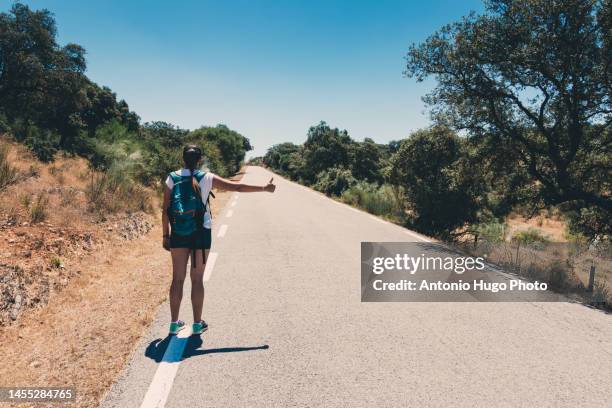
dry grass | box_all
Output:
[0,141,101,231]
[0,141,18,190]
[461,238,612,308]
[504,213,611,293]
[85,171,152,215]
[506,212,568,242]
[29,191,49,223]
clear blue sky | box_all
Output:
[18,0,484,157]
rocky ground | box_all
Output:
[0,211,154,326]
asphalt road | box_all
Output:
[101,166,611,408]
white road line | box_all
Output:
[226,209,233,218]
[217,224,228,238]
[369,214,384,223]
[139,328,192,408]
[365,211,432,243]
[203,252,218,282]
[403,230,431,243]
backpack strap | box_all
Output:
[187,170,205,268]
[191,171,214,218]
[169,171,182,185]
[193,170,206,183]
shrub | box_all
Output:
[60,187,78,206]
[25,164,40,179]
[130,184,153,213]
[0,113,10,134]
[512,228,549,244]
[474,221,507,243]
[0,143,18,191]
[314,166,356,196]
[12,122,59,162]
[564,205,611,240]
[590,281,610,308]
[341,182,403,219]
[19,194,31,209]
[86,167,152,214]
[50,257,62,269]
[30,192,49,223]
[263,143,305,180]
[88,121,141,172]
[547,260,572,290]
[520,258,574,291]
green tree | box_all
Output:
[405,0,611,237]
[350,138,383,183]
[263,142,305,179]
[263,142,300,169]
[81,83,140,133]
[0,4,87,142]
[0,3,140,158]
[136,122,188,184]
[189,125,251,176]
[302,121,353,183]
[389,127,487,239]
[314,166,356,196]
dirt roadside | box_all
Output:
[0,171,243,408]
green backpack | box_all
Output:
[168,170,207,236]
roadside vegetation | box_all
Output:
[259,0,610,308]
[0,142,18,190]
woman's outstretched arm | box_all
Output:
[212,175,276,193]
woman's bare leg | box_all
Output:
[190,249,208,322]
[170,248,189,321]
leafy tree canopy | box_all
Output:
[405,0,611,226]
[0,2,139,157]
[389,126,488,239]
[301,121,353,183]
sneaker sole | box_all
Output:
[192,326,209,335]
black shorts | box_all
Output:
[170,228,212,250]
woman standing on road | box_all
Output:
[162,145,275,335]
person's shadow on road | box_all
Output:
[183,336,269,358]
[145,335,269,363]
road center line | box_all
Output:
[217,224,228,238]
[139,328,192,408]
[226,209,233,218]
[203,252,218,282]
